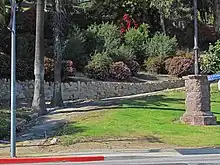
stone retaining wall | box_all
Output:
[0,79,184,101]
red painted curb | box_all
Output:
[0,156,105,164]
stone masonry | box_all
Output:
[181,75,217,125]
[0,79,185,102]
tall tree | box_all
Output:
[150,0,173,34]
[0,0,6,27]
[51,0,66,106]
[32,0,46,115]
[214,0,220,34]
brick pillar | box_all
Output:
[181,75,217,125]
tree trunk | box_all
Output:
[51,0,63,107]
[0,0,6,26]
[214,0,220,34]
[160,13,166,35]
[32,0,46,115]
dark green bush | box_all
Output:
[64,25,87,70]
[144,56,166,74]
[146,33,177,57]
[0,53,34,81]
[17,34,35,60]
[0,113,10,139]
[110,44,135,62]
[165,56,193,77]
[17,59,34,81]
[84,52,112,80]
[87,22,121,53]
[109,61,132,81]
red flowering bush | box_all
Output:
[120,13,138,34]
[44,57,75,82]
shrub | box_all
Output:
[17,59,34,81]
[110,44,135,62]
[109,61,132,81]
[0,53,34,81]
[146,33,177,57]
[144,56,166,74]
[44,57,55,82]
[124,24,149,64]
[44,57,75,82]
[120,13,139,34]
[64,25,87,70]
[87,22,121,53]
[165,56,193,77]
[0,53,10,79]
[17,34,35,60]
[200,41,220,74]
[84,52,112,80]
[176,50,193,59]
[61,60,76,82]
[124,59,140,76]
[200,53,220,74]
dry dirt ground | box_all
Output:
[0,140,178,157]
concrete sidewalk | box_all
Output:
[2,148,220,164]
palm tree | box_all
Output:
[0,0,6,27]
[51,0,66,106]
[214,0,220,34]
[32,0,47,115]
[50,0,87,106]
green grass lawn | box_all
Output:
[58,84,220,147]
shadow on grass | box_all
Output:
[50,106,186,115]
[120,95,185,107]
[50,95,186,115]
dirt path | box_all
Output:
[0,139,177,157]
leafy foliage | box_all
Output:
[144,56,166,74]
[146,33,177,57]
[17,34,35,60]
[64,25,86,70]
[0,53,34,81]
[110,44,135,62]
[87,22,121,53]
[84,52,112,80]
[200,40,220,74]
[124,24,149,63]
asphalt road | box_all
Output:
[8,155,220,165]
